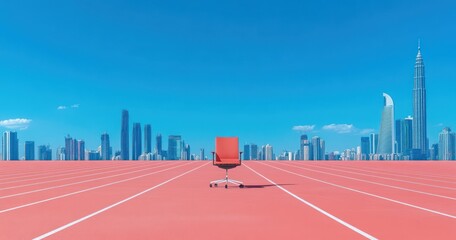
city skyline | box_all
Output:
[1,1,456,154]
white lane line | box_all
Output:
[278,162,456,201]
[293,162,456,191]
[0,162,193,214]
[0,162,167,191]
[33,162,209,240]
[0,164,105,178]
[260,162,456,219]
[0,165,114,182]
[324,164,456,184]
[332,163,456,181]
[0,162,129,180]
[0,162,174,199]
[0,163,139,185]
[244,163,377,240]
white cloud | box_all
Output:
[322,124,354,134]
[0,118,32,130]
[359,128,375,135]
[58,104,79,110]
[292,125,316,132]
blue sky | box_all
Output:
[1,0,455,156]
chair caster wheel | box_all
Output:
[210,184,212,188]
[239,184,244,188]
[214,183,218,187]
[225,185,228,189]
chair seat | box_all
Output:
[214,163,240,169]
[215,158,240,164]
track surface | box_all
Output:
[0,161,454,239]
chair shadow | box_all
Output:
[243,184,294,189]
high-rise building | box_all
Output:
[378,93,395,155]
[64,135,74,160]
[168,135,182,160]
[156,134,162,156]
[302,135,312,160]
[184,144,190,160]
[85,150,100,160]
[64,136,84,160]
[243,144,250,160]
[369,133,378,155]
[360,137,370,160]
[144,124,152,154]
[25,141,35,160]
[101,133,111,160]
[430,143,439,160]
[2,131,19,160]
[56,147,65,160]
[77,140,85,160]
[250,144,258,160]
[132,123,142,160]
[320,140,325,160]
[121,110,129,160]
[200,148,205,160]
[300,135,307,160]
[38,145,52,160]
[395,119,402,154]
[397,116,413,157]
[412,42,428,159]
[438,127,455,160]
[265,144,273,160]
[312,136,322,160]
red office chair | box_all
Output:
[210,137,244,189]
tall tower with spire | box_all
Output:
[412,40,428,159]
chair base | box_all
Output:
[210,169,244,189]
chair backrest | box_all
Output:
[215,137,240,164]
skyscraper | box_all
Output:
[77,140,85,160]
[250,144,258,160]
[144,124,152,154]
[395,119,402,154]
[38,145,52,160]
[121,110,129,160]
[168,135,182,160]
[320,140,326,160]
[200,148,205,160]
[412,42,428,159]
[156,134,162,157]
[132,123,142,160]
[101,133,111,160]
[25,141,35,160]
[64,135,74,160]
[360,137,370,160]
[430,143,439,160]
[300,135,307,160]
[438,127,455,160]
[302,135,312,160]
[399,116,413,157]
[265,144,273,160]
[243,144,250,160]
[369,133,378,155]
[184,144,191,160]
[56,147,65,160]
[311,136,322,160]
[378,93,395,155]
[2,131,19,160]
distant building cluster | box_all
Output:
[0,43,455,161]
[341,44,454,161]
